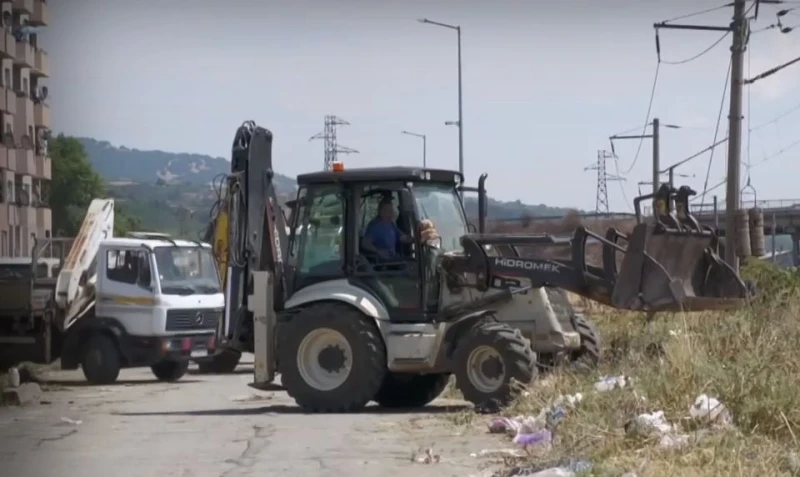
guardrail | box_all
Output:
[642,199,800,217]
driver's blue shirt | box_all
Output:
[365,218,400,257]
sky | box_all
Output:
[40,0,800,211]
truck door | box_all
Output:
[95,247,157,335]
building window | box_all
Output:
[0,230,7,256]
[3,69,9,89]
[22,77,27,96]
[6,179,12,202]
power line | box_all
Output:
[751,137,800,167]
[750,102,800,130]
[659,31,731,65]
[745,54,800,84]
[663,137,730,172]
[622,60,660,174]
[700,58,733,207]
[659,3,735,23]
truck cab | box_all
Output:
[59,234,224,384]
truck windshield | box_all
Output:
[153,247,221,295]
[413,183,469,253]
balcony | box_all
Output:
[15,147,33,174]
[33,101,48,127]
[12,0,33,14]
[29,0,48,26]
[0,88,16,115]
[0,145,14,170]
[35,207,50,230]
[17,203,35,227]
[32,48,48,77]
[14,41,34,68]
[0,29,15,59]
[33,152,48,179]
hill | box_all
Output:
[80,137,582,235]
[78,137,297,194]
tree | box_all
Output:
[49,135,141,237]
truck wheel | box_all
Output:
[570,313,601,372]
[374,373,450,408]
[81,334,121,385]
[278,303,386,413]
[151,359,190,382]
[197,349,241,374]
[454,321,536,410]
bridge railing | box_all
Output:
[641,199,800,217]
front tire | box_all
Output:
[374,373,450,408]
[151,359,189,382]
[454,321,536,410]
[81,334,122,385]
[569,313,601,372]
[278,303,387,412]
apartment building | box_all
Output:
[0,0,50,258]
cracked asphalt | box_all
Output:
[0,356,503,477]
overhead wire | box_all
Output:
[700,58,732,208]
[659,2,735,23]
[660,32,731,65]
[622,49,661,175]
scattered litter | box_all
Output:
[689,394,732,426]
[512,467,576,477]
[489,413,547,436]
[552,393,583,407]
[625,410,690,449]
[469,448,526,458]
[659,433,690,450]
[411,447,440,464]
[59,417,82,426]
[513,428,552,448]
[787,450,800,474]
[633,411,675,435]
[594,375,627,392]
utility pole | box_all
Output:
[654,0,749,271]
[725,0,747,271]
[608,118,659,204]
[585,150,625,214]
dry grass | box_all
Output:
[451,261,800,476]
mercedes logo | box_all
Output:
[195,312,204,325]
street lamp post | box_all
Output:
[419,18,463,178]
[401,130,427,168]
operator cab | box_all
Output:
[290,165,470,322]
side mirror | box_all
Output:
[78,270,88,287]
[467,223,477,233]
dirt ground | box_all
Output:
[0,355,504,477]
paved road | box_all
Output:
[0,357,502,477]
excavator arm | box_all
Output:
[209,122,290,379]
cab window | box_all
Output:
[295,185,344,276]
[106,249,150,286]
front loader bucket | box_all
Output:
[611,223,748,312]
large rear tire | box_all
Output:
[454,321,536,410]
[197,349,241,374]
[373,373,450,408]
[570,313,601,372]
[81,334,121,385]
[278,303,386,413]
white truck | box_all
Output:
[0,199,225,384]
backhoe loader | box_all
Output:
[207,121,750,412]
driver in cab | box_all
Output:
[363,198,412,260]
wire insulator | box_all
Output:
[748,208,766,257]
